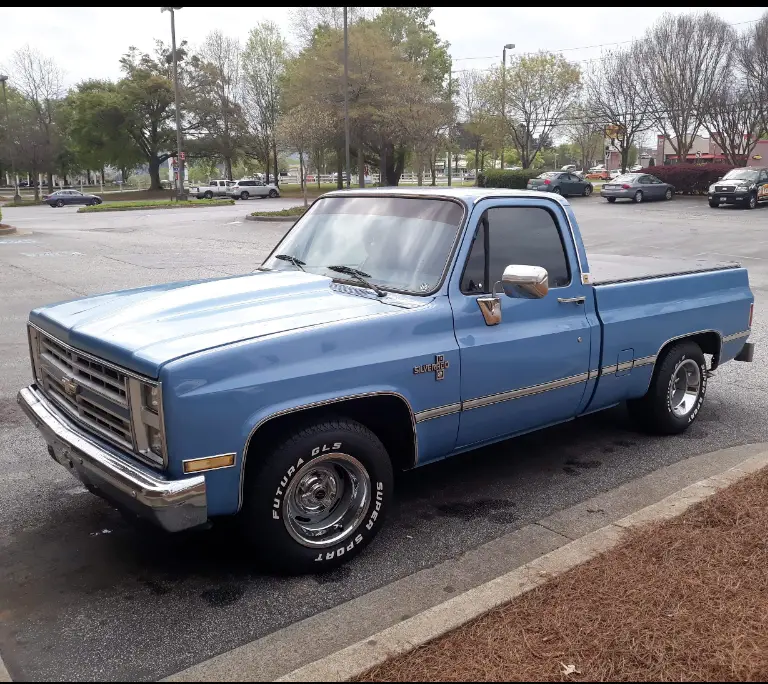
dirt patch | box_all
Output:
[359,467,768,682]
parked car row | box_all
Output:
[190,178,281,200]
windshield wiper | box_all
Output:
[326,265,387,297]
[274,254,306,271]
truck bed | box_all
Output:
[589,254,740,286]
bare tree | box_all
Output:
[637,12,735,163]
[290,7,375,46]
[739,11,768,138]
[702,83,763,165]
[11,45,64,192]
[565,101,604,171]
[196,31,243,179]
[459,70,496,176]
[503,52,581,168]
[242,21,289,185]
[587,47,651,172]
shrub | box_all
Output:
[477,169,542,189]
[250,205,307,217]
[639,163,736,195]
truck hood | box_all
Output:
[30,271,407,378]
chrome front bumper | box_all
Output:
[18,384,207,532]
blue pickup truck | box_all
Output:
[19,188,755,572]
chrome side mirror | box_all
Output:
[501,265,549,299]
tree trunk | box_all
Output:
[86,170,92,185]
[63,175,69,186]
[336,147,344,189]
[379,144,387,187]
[33,168,40,201]
[224,157,233,180]
[300,152,308,208]
[121,166,129,184]
[430,151,436,186]
[272,137,279,187]
[475,141,480,176]
[358,146,365,188]
[148,157,163,191]
[417,152,423,186]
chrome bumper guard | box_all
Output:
[18,384,207,532]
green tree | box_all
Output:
[501,52,581,168]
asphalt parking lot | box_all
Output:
[1,195,766,681]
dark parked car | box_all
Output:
[44,189,103,207]
[708,167,768,210]
[600,173,674,203]
[526,172,593,197]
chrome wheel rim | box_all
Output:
[635,191,642,202]
[283,453,371,548]
[669,359,701,418]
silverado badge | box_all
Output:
[413,354,449,381]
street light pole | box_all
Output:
[500,43,514,170]
[0,75,20,202]
[343,7,351,189]
[447,64,452,187]
[162,7,185,200]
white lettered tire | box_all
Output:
[627,341,707,435]
[240,418,393,573]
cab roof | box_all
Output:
[320,186,571,207]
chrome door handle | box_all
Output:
[557,296,585,304]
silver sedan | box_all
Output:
[600,173,675,203]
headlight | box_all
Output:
[128,378,167,467]
[735,186,747,193]
[146,425,165,457]
[143,383,160,412]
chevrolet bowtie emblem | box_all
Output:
[61,376,79,397]
[413,354,449,381]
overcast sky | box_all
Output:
[0,6,764,89]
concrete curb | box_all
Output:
[278,451,768,682]
[244,214,298,224]
[0,225,18,236]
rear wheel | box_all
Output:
[240,418,393,573]
[633,190,643,203]
[552,186,562,195]
[240,191,250,200]
[268,189,279,198]
[204,190,213,200]
[583,184,593,197]
[606,197,616,203]
[627,341,706,435]
[55,199,64,208]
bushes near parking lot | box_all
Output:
[250,206,307,218]
[477,169,541,189]
[639,164,736,195]
[78,199,234,212]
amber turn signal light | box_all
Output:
[183,453,235,474]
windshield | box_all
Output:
[723,169,759,181]
[261,196,464,295]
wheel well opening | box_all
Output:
[245,395,417,476]
[658,332,722,369]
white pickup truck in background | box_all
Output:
[190,180,235,199]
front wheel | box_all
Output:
[606,197,616,203]
[55,199,64,208]
[633,190,643,203]
[747,192,757,210]
[268,189,279,198]
[90,199,100,206]
[709,200,719,208]
[664,188,673,201]
[240,418,393,574]
[627,341,707,435]
[583,184,593,197]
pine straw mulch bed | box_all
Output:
[359,466,768,682]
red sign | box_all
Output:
[180,151,186,161]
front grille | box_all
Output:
[715,186,732,193]
[37,333,135,451]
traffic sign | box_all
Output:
[172,166,178,173]
[180,151,185,161]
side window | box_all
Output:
[760,170,768,182]
[460,206,571,293]
[638,175,651,185]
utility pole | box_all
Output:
[447,66,452,187]
[162,7,185,200]
[0,75,20,202]
[500,43,514,170]
[343,7,351,189]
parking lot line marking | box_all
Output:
[0,650,11,682]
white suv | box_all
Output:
[229,180,280,200]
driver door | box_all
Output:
[449,199,592,448]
